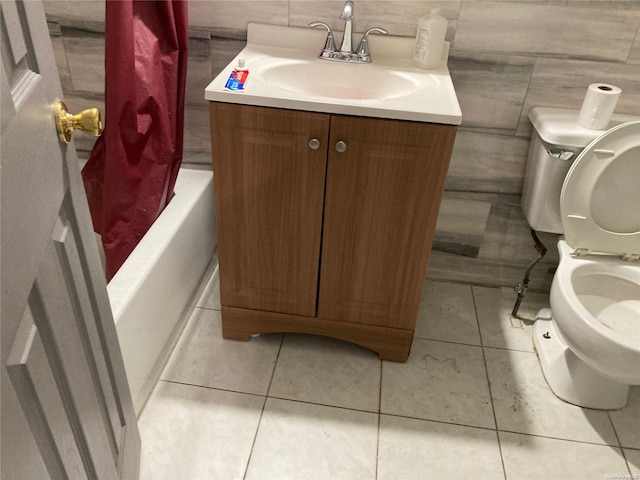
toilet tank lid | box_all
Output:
[528,107,639,148]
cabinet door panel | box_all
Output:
[210,103,329,316]
[319,116,456,329]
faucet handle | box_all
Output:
[356,27,388,62]
[309,22,337,54]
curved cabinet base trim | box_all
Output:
[221,306,413,362]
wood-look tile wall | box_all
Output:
[44,0,640,290]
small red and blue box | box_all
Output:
[224,69,249,92]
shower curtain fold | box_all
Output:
[82,0,188,281]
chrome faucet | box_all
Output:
[308,1,388,63]
[339,1,354,54]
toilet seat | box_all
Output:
[561,120,640,258]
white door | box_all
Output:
[1,1,140,478]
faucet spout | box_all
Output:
[340,0,353,20]
[339,1,354,54]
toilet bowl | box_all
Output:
[528,118,640,409]
[534,241,640,408]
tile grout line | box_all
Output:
[170,276,638,476]
[242,333,285,480]
[375,359,383,480]
[471,286,508,480]
[157,379,630,448]
[607,410,634,476]
[495,428,632,449]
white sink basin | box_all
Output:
[261,61,419,101]
[205,23,462,125]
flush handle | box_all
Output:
[308,138,321,150]
[54,100,103,144]
[546,148,575,161]
[335,141,347,153]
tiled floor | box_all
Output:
[138,266,640,480]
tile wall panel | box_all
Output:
[433,197,492,257]
[183,105,213,155]
[186,33,214,107]
[448,52,535,133]
[210,37,246,77]
[629,31,640,64]
[48,22,73,93]
[43,0,105,24]
[61,27,105,93]
[455,2,639,62]
[289,0,460,39]
[516,58,640,137]
[446,131,529,194]
[44,0,640,288]
[188,1,288,33]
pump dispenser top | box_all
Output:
[413,7,447,69]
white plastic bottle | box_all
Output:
[413,7,447,69]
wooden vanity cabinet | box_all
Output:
[210,102,457,361]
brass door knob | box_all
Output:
[54,100,103,144]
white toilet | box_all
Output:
[521,107,640,409]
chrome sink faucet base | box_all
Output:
[309,1,387,64]
[339,1,354,54]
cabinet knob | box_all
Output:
[308,138,321,150]
[335,141,347,153]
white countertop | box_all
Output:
[204,23,462,125]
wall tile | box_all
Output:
[48,21,73,93]
[210,36,246,78]
[48,0,639,289]
[427,250,556,291]
[61,26,105,93]
[446,131,530,194]
[479,200,558,265]
[184,105,212,154]
[448,51,534,133]
[188,1,288,34]
[455,1,639,62]
[289,0,460,39]
[186,35,213,107]
[445,191,559,264]
[429,190,560,290]
[433,196,492,257]
[629,30,640,64]
[43,0,105,25]
[516,58,640,137]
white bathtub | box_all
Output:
[107,167,216,415]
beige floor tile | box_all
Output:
[381,339,495,429]
[610,386,640,449]
[485,348,618,445]
[246,398,378,480]
[378,415,504,480]
[196,264,221,310]
[626,449,640,476]
[269,334,381,412]
[473,285,550,352]
[500,432,628,480]
[414,280,480,345]
[139,381,264,480]
[161,308,282,395]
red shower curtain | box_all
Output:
[82,0,188,280]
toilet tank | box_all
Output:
[521,107,638,234]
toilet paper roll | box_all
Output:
[577,83,622,130]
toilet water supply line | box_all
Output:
[511,229,548,321]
